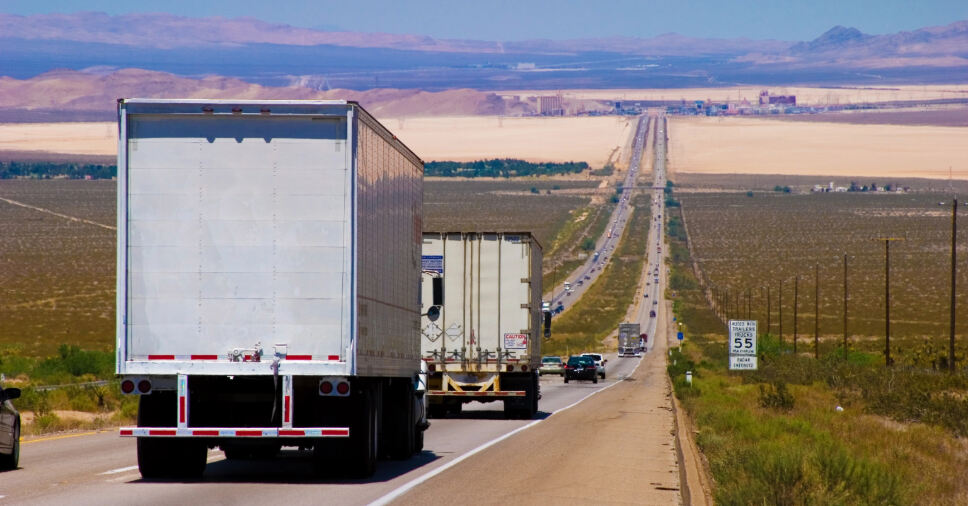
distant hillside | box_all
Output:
[0,69,524,121]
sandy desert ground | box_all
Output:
[0,115,633,169]
[387,115,632,168]
[0,122,116,156]
[506,85,968,106]
[668,116,968,180]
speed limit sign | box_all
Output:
[728,320,757,357]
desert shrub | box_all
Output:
[759,382,795,410]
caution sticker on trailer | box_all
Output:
[504,333,528,350]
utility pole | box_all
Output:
[875,237,904,366]
[767,285,772,335]
[746,288,751,320]
[815,263,820,359]
[778,279,783,346]
[794,275,799,354]
[843,253,848,360]
[950,199,958,372]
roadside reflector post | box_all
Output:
[685,371,692,386]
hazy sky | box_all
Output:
[3,0,966,41]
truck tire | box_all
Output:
[413,425,424,454]
[138,437,207,480]
[427,403,445,419]
[503,374,537,420]
[135,392,206,479]
[383,379,415,460]
[593,376,598,384]
[316,385,378,478]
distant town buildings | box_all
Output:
[811,181,909,193]
[538,94,564,116]
[759,90,796,106]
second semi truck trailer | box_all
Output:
[420,232,551,419]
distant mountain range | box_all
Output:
[2,12,965,61]
[0,12,965,121]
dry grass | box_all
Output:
[0,180,115,355]
[668,116,968,180]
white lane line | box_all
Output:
[100,465,139,475]
[369,371,632,506]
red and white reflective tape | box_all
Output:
[428,390,525,397]
[137,355,341,361]
[119,427,350,438]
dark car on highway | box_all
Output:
[0,378,21,470]
[564,356,597,384]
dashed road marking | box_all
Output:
[100,465,138,475]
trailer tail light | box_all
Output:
[506,364,515,372]
[137,379,152,394]
[336,381,350,395]
[319,378,350,397]
[428,363,436,372]
[121,379,136,394]
[521,365,529,372]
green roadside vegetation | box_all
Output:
[541,200,616,295]
[665,204,968,505]
[543,193,650,356]
[1,344,137,434]
[424,159,588,178]
[0,161,116,179]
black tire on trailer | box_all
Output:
[564,376,569,383]
[413,425,424,454]
[427,403,445,419]
[0,420,19,470]
[138,437,207,479]
[136,392,206,479]
[531,374,539,415]
[317,384,378,478]
[383,379,415,460]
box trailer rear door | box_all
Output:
[121,107,352,366]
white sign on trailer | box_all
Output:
[728,320,758,370]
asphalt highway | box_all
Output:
[0,356,642,505]
[0,115,670,506]
[548,115,651,314]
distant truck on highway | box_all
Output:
[420,232,551,419]
[115,99,427,479]
[618,323,641,357]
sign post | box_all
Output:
[728,320,758,370]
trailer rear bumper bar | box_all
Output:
[120,427,349,438]
[427,390,525,397]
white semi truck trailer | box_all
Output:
[420,232,551,419]
[115,99,427,479]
